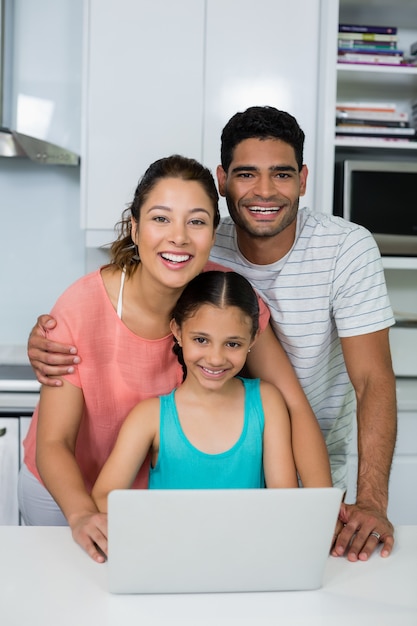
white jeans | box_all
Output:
[18,463,67,526]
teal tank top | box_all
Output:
[149,377,265,489]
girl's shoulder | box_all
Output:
[129,396,160,418]
[124,396,161,432]
[239,377,276,395]
[258,380,287,409]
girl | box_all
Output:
[92,271,298,512]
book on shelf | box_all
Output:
[336,102,397,112]
[338,54,403,65]
[338,32,398,43]
[337,48,403,65]
[335,125,416,137]
[336,135,413,145]
[338,47,403,56]
[338,40,398,51]
[336,109,409,122]
[336,119,409,129]
[339,24,397,35]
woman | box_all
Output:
[20,155,331,563]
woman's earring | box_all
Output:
[248,348,251,353]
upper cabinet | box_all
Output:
[201,0,332,214]
[81,0,205,237]
[81,0,337,241]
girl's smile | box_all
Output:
[171,302,256,393]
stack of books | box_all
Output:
[335,101,416,143]
[338,24,404,66]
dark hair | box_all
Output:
[171,271,259,380]
[220,106,305,173]
[110,155,220,276]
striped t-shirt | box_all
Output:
[209,208,395,488]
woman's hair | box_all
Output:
[220,105,305,173]
[171,271,259,380]
[110,155,220,276]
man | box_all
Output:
[210,106,397,562]
[28,106,397,562]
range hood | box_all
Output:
[0,126,79,165]
[0,0,79,165]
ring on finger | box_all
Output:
[370,531,381,541]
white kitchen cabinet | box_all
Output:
[81,0,206,235]
[202,0,336,215]
[82,0,338,241]
[0,415,33,526]
[0,418,20,525]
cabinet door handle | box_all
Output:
[0,427,6,437]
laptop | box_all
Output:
[107,487,343,594]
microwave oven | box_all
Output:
[334,160,417,256]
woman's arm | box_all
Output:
[246,323,332,487]
[36,381,107,562]
[92,399,159,512]
[261,382,298,488]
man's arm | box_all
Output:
[28,315,80,386]
[333,328,397,561]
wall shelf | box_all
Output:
[337,63,417,82]
[382,257,417,270]
[335,138,417,150]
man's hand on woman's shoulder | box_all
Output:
[27,314,80,386]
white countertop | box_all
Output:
[1,525,416,625]
[0,391,39,411]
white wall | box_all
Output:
[0,0,85,346]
